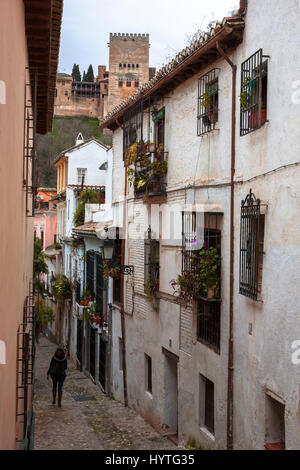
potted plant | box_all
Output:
[170,246,221,302]
[150,160,168,177]
[148,142,156,153]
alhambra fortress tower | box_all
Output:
[107,33,155,114]
[54,33,155,121]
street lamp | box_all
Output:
[102,238,114,261]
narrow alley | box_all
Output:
[33,337,178,451]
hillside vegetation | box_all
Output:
[36,116,111,188]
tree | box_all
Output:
[82,70,86,82]
[72,64,81,82]
[85,64,94,82]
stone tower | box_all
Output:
[107,33,150,113]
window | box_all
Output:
[197,69,219,136]
[132,64,135,69]
[126,81,131,87]
[128,64,131,68]
[265,394,285,450]
[123,64,126,68]
[197,300,220,352]
[134,81,139,88]
[145,354,152,394]
[123,100,143,159]
[153,108,165,146]
[119,63,122,67]
[240,49,269,136]
[199,375,215,434]
[239,190,265,300]
[77,168,87,185]
[62,81,65,86]
[118,81,123,87]
[144,238,160,298]
[136,64,139,68]
[182,212,222,300]
[64,90,68,96]
[40,230,44,248]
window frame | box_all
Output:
[240,49,269,136]
[239,190,265,300]
[197,69,219,136]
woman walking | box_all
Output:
[47,348,67,407]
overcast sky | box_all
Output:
[58,0,239,76]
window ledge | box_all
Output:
[200,426,215,442]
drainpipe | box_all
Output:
[216,41,236,451]
[120,165,128,406]
[107,302,113,398]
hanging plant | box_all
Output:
[200,91,212,109]
[156,144,165,159]
[239,77,253,111]
[53,274,73,301]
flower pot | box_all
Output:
[249,108,267,128]
[148,143,156,153]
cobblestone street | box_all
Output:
[33,337,178,450]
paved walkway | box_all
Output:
[33,337,178,450]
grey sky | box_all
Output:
[58,0,238,76]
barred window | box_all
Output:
[239,190,265,300]
[240,49,269,136]
[144,238,160,294]
[123,100,143,160]
[197,69,219,136]
[182,212,222,300]
[197,300,220,353]
[153,108,165,146]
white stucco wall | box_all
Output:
[108,0,300,450]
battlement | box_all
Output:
[110,33,149,42]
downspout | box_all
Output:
[216,41,236,451]
[120,164,128,406]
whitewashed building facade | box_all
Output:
[101,0,300,450]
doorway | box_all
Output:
[99,338,107,391]
[162,347,178,441]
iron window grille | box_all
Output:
[182,212,222,300]
[240,49,269,136]
[123,100,144,160]
[197,69,219,136]
[86,250,95,297]
[197,300,220,353]
[144,235,160,295]
[134,107,167,198]
[239,189,265,300]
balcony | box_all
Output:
[126,142,168,199]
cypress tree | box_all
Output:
[72,64,81,82]
[85,64,94,82]
[82,70,86,82]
